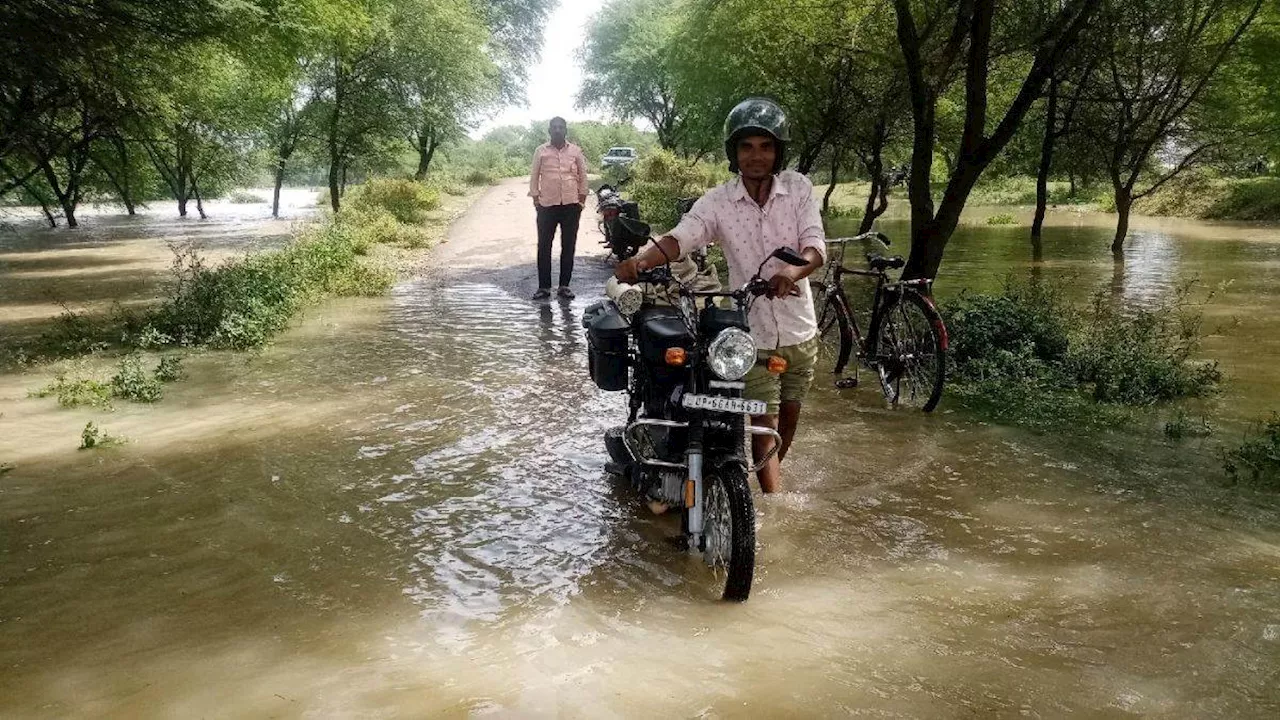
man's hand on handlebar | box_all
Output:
[615,256,643,284]
[766,267,803,299]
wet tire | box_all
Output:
[703,465,755,602]
[814,282,855,376]
[873,291,946,412]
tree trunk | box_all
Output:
[1111,185,1132,255]
[414,129,439,181]
[327,159,341,212]
[37,160,78,228]
[822,152,839,214]
[1032,77,1059,241]
[177,195,188,217]
[192,176,207,219]
[272,159,286,218]
[859,175,889,235]
[327,54,343,213]
[1068,170,1077,198]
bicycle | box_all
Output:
[811,231,948,412]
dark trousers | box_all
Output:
[536,203,581,288]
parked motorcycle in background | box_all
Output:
[595,180,643,260]
[583,215,809,601]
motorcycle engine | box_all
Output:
[648,470,685,506]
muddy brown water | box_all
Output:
[1,184,1278,717]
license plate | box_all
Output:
[681,393,767,416]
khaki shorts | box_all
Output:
[743,336,819,416]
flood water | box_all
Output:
[1,194,1278,717]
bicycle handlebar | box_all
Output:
[825,231,890,247]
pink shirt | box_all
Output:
[669,171,826,350]
[529,142,588,207]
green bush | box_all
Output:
[628,149,731,231]
[345,178,440,224]
[154,355,185,382]
[945,280,1072,384]
[1067,292,1221,405]
[110,353,163,403]
[228,190,266,204]
[149,219,392,350]
[462,169,497,186]
[942,278,1221,429]
[1222,413,1280,489]
[80,421,124,450]
[31,369,113,409]
[986,213,1017,225]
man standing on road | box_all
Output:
[529,117,588,301]
[614,98,825,494]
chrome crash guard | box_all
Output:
[622,418,784,538]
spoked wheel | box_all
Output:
[873,291,946,412]
[701,465,755,602]
[813,282,855,380]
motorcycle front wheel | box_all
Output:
[701,465,755,601]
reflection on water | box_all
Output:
[1,206,1279,716]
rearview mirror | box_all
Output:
[771,247,808,267]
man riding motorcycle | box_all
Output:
[616,97,825,493]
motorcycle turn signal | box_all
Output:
[767,355,788,374]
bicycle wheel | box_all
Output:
[701,463,755,602]
[873,290,946,412]
[813,281,855,376]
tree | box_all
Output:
[389,0,499,181]
[891,0,1102,280]
[578,0,690,150]
[1079,0,1265,253]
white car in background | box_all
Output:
[601,147,638,169]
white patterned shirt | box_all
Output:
[668,171,826,350]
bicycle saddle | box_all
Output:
[867,254,906,271]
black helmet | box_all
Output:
[723,97,790,174]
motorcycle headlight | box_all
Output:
[708,328,756,381]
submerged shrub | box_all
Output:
[31,369,113,409]
[79,421,124,450]
[110,353,163,403]
[154,355,184,383]
[986,213,1017,225]
[1067,291,1221,405]
[345,178,440,224]
[149,219,392,350]
[228,190,266,204]
[1221,413,1280,489]
[942,278,1220,429]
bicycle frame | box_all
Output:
[818,243,940,377]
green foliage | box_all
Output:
[577,0,686,150]
[228,190,267,204]
[1222,413,1280,488]
[154,356,185,383]
[149,219,392,350]
[985,213,1017,225]
[110,354,164,403]
[1135,175,1280,221]
[345,178,440,224]
[628,149,730,230]
[1067,291,1222,405]
[79,422,124,450]
[943,278,1221,430]
[32,368,114,409]
[1165,409,1214,440]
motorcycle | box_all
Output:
[595,180,643,260]
[582,215,809,601]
